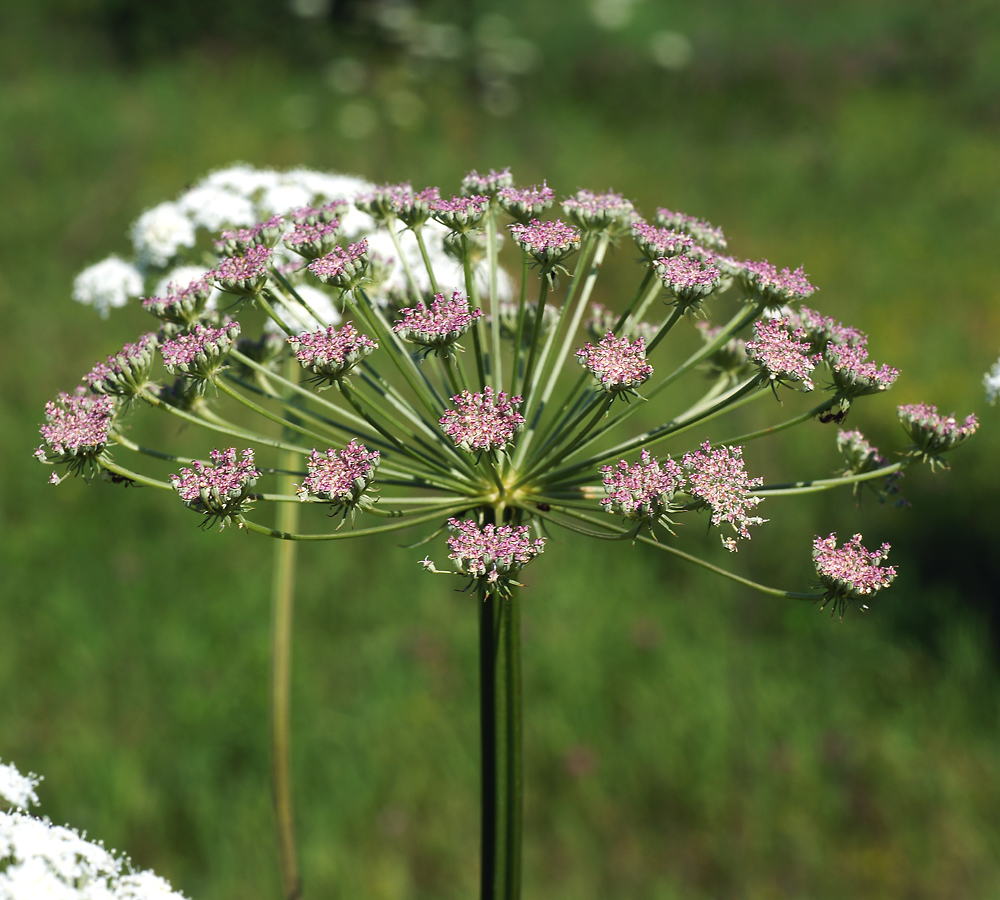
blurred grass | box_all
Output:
[2,5,1000,898]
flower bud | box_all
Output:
[170,447,259,529]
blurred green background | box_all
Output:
[2,1,1000,897]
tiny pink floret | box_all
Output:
[681,442,766,550]
[446,518,546,585]
[440,387,525,453]
[576,333,653,393]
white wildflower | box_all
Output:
[72,257,143,317]
[0,760,189,900]
[198,164,280,198]
[257,182,313,217]
[176,186,256,231]
[130,203,196,268]
[985,355,1000,405]
[0,761,40,811]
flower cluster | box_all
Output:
[576,333,652,394]
[461,168,514,197]
[509,218,581,266]
[210,244,273,296]
[739,259,816,304]
[170,447,260,528]
[497,183,554,220]
[35,388,116,476]
[827,343,899,397]
[631,222,695,261]
[442,518,546,593]
[308,241,370,289]
[284,220,342,260]
[393,292,482,353]
[601,450,684,526]
[897,402,979,467]
[298,441,381,514]
[159,321,241,384]
[86,333,158,399]
[655,254,722,307]
[431,195,490,232]
[440,388,525,453]
[654,208,727,251]
[287,322,377,384]
[813,533,896,616]
[142,274,214,325]
[561,190,635,232]
[681,442,766,551]
[745,317,820,390]
[0,758,189,899]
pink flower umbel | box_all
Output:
[308,241,370,290]
[430,195,490,232]
[290,200,346,225]
[210,245,272,296]
[497,184,555,221]
[441,518,545,595]
[739,259,816,304]
[576,333,653,394]
[826,343,899,397]
[654,208,727,251]
[561,190,636,232]
[786,306,867,353]
[393,291,482,354]
[297,441,381,515]
[288,322,377,384]
[143,275,214,325]
[745,317,821,391]
[655,255,722,307]
[284,220,342,260]
[440,388,525,453]
[391,186,441,228]
[36,388,116,475]
[86,333,158,399]
[170,447,260,529]
[681,442,766,551]
[897,403,978,467]
[461,167,513,197]
[215,215,285,256]
[355,182,414,222]
[837,429,903,502]
[631,222,695,261]
[812,533,896,616]
[160,321,241,385]
[509,219,581,266]
[601,450,684,527]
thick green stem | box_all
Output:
[479,581,523,900]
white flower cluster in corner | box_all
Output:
[984,354,1000,405]
[0,758,189,900]
[73,163,512,320]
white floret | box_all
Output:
[130,203,196,268]
[197,164,281,197]
[176,186,256,231]
[0,760,41,811]
[984,355,1000,405]
[72,257,144,317]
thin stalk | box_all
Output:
[479,580,523,900]
[509,255,529,395]
[98,458,172,490]
[753,461,908,496]
[516,273,550,412]
[270,270,326,328]
[486,206,504,390]
[612,267,657,335]
[270,362,302,900]
[713,394,840,448]
[462,233,489,388]
[257,290,295,336]
[387,218,424,300]
[413,227,440,294]
[541,506,823,600]
[629,272,665,325]
[243,504,471,541]
[644,304,685,354]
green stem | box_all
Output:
[243,504,470,540]
[509,255,529,395]
[487,206,504,390]
[462,234,489,388]
[413,227,440,294]
[387,218,423,300]
[270,363,303,900]
[644,304,685,354]
[612,267,657,335]
[479,580,523,900]
[753,461,908,496]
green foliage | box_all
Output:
[2,6,999,898]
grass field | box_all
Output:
[2,5,1000,897]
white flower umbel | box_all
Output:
[177,185,256,231]
[72,256,144,317]
[0,760,189,900]
[154,266,221,313]
[131,202,197,268]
